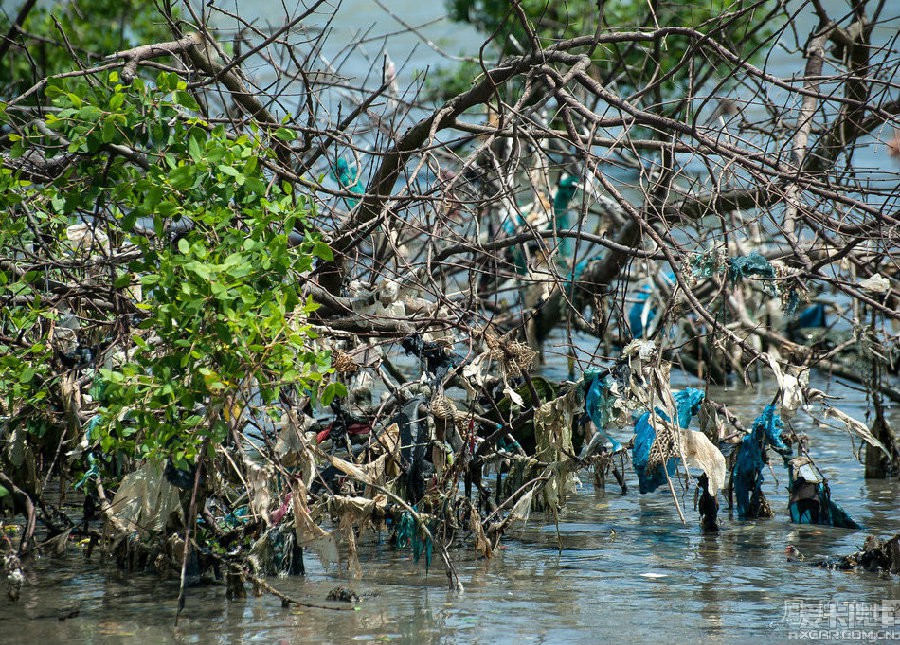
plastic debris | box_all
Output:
[401,334,459,385]
[858,273,891,294]
[628,284,655,340]
[397,509,433,572]
[584,373,623,452]
[732,404,793,519]
[248,524,305,576]
[817,534,900,573]
[822,406,892,460]
[533,387,580,513]
[107,460,183,540]
[73,415,103,490]
[627,274,675,339]
[765,354,808,420]
[66,223,110,255]
[691,247,728,278]
[728,252,777,295]
[396,397,430,505]
[632,387,706,494]
[783,287,802,316]
[681,426,727,497]
[797,303,826,328]
[4,554,25,602]
[553,174,579,262]
[332,157,365,208]
[787,456,861,529]
[673,388,705,428]
[326,585,360,603]
[509,489,535,524]
[633,410,678,494]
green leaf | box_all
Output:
[79,105,102,121]
[101,118,118,143]
[183,260,210,280]
[19,367,35,384]
[273,127,296,141]
[108,92,124,111]
[175,90,200,111]
[188,135,203,163]
[321,381,347,406]
[178,238,190,255]
[313,241,334,261]
[168,165,194,189]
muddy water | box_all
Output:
[2,374,898,645]
[2,1,898,643]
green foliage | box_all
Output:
[439,0,775,102]
[0,69,332,474]
[0,0,171,98]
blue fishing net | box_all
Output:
[691,251,725,278]
[632,388,705,494]
[732,404,792,518]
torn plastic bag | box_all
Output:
[823,406,892,460]
[732,404,793,519]
[533,387,580,513]
[73,415,103,490]
[798,303,826,328]
[332,157,364,209]
[633,411,677,494]
[397,507,433,571]
[248,524,306,576]
[628,284,655,340]
[787,457,861,529]
[315,421,372,444]
[679,423,726,497]
[396,397,431,505]
[584,373,623,453]
[632,387,705,494]
[107,460,183,540]
[627,274,674,340]
[674,388,705,428]
[402,334,459,385]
